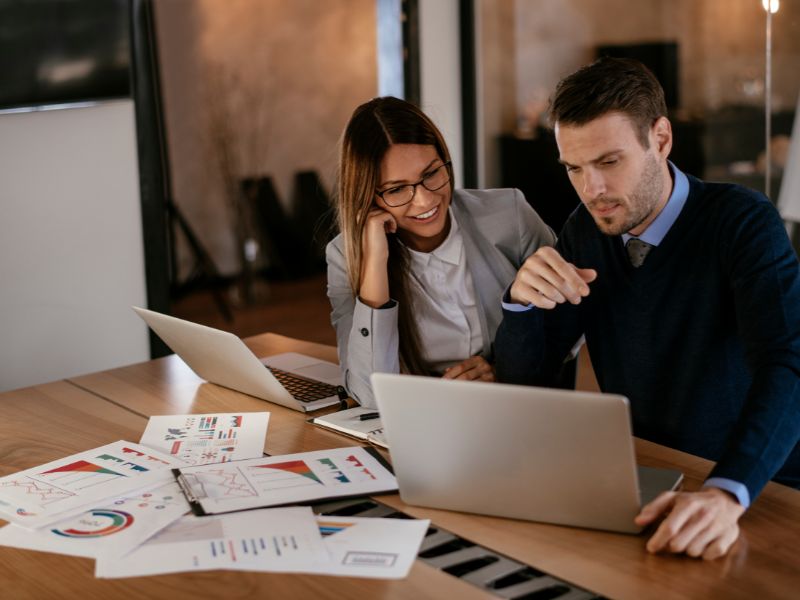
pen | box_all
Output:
[359,412,380,421]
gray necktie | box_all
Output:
[626,238,654,268]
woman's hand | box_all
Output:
[361,208,398,263]
[359,208,397,308]
[442,356,495,382]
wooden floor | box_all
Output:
[172,272,600,392]
[173,273,337,346]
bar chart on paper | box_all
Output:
[246,454,379,493]
[39,461,127,490]
[248,460,324,491]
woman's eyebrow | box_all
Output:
[379,159,440,187]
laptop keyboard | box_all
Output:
[265,365,339,402]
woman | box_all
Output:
[326,97,554,408]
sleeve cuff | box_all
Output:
[703,477,751,509]
[502,285,535,312]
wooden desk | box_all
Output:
[2,334,798,599]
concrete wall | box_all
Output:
[155,0,378,277]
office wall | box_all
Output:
[478,0,800,187]
[511,0,800,118]
[0,101,150,392]
[155,0,378,278]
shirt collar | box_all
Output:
[407,208,463,267]
[622,161,689,246]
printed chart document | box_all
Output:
[314,516,429,579]
[0,441,184,528]
[175,446,397,515]
[95,507,327,578]
[139,412,270,465]
[0,480,189,559]
[309,407,388,449]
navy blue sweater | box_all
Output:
[495,175,800,501]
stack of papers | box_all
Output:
[94,508,428,579]
[0,412,427,580]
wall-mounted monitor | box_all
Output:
[0,0,130,110]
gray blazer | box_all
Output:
[325,188,555,408]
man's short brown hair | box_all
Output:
[549,57,667,148]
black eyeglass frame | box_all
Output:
[375,161,452,207]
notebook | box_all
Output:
[371,374,683,534]
[133,306,345,412]
[309,407,389,449]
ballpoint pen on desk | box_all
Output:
[359,412,380,421]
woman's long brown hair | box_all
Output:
[333,97,453,375]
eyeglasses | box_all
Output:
[375,161,451,207]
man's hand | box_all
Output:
[509,247,597,309]
[635,487,746,560]
[442,356,495,382]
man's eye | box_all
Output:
[600,159,618,167]
[566,166,580,174]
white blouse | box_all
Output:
[406,213,484,373]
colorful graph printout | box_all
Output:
[39,461,127,490]
[246,460,323,492]
[52,509,134,538]
[139,412,269,465]
[95,507,327,578]
[0,480,190,559]
[175,446,397,515]
[94,511,429,579]
[311,516,430,579]
[0,441,184,528]
[317,520,355,537]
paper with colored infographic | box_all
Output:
[139,412,269,465]
[95,507,327,578]
[312,516,429,579]
[0,480,189,559]
[174,446,397,515]
[0,441,184,528]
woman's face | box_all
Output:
[376,143,451,253]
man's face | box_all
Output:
[555,112,671,236]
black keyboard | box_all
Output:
[265,365,340,403]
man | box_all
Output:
[495,57,800,560]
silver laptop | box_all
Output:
[371,374,683,533]
[133,307,344,412]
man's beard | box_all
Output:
[591,153,664,236]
